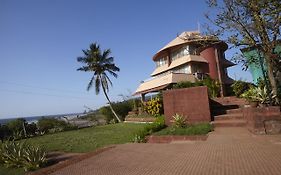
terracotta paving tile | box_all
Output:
[47,127,281,175]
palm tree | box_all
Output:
[77,43,121,122]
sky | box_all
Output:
[0,0,252,119]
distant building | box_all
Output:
[241,44,281,84]
[135,31,235,99]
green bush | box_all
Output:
[231,80,254,97]
[99,100,134,123]
[133,116,166,143]
[202,77,220,98]
[37,117,75,134]
[6,118,28,139]
[0,125,12,142]
[172,77,220,98]
[172,114,186,128]
[26,123,38,137]
[173,81,197,89]
[0,140,46,171]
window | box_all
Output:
[173,64,191,74]
[156,57,167,67]
[170,45,193,61]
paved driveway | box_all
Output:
[49,127,281,175]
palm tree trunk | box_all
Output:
[101,83,122,123]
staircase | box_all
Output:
[210,96,247,127]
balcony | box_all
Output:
[151,55,208,76]
[135,73,196,95]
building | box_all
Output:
[241,44,281,84]
[135,31,235,99]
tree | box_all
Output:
[77,43,121,122]
[205,0,281,103]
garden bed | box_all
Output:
[146,123,213,143]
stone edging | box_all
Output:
[146,135,208,143]
[28,146,115,175]
[125,117,156,122]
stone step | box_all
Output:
[211,97,247,106]
[214,114,244,121]
[212,119,247,127]
[212,108,242,116]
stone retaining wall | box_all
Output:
[242,106,281,134]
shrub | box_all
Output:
[202,77,220,98]
[99,100,134,123]
[6,118,28,139]
[37,117,75,133]
[1,140,25,168]
[241,86,279,105]
[22,145,47,171]
[133,116,166,143]
[173,81,197,89]
[26,122,38,137]
[231,80,254,97]
[172,77,220,98]
[172,114,186,128]
[143,97,163,117]
[0,140,47,171]
[6,118,27,132]
[0,125,12,142]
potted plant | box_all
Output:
[241,86,277,107]
[241,87,259,107]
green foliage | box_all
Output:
[37,117,76,134]
[173,81,198,89]
[25,123,38,136]
[205,0,280,103]
[1,141,25,168]
[0,165,24,175]
[0,140,46,171]
[26,123,149,153]
[241,86,278,105]
[202,77,220,98]
[231,80,254,97]
[0,125,12,142]
[154,123,213,136]
[77,42,121,122]
[172,77,220,98]
[143,97,163,117]
[6,118,27,139]
[172,114,187,128]
[99,100,134,123]
[133,116,166,143]
[21,145,47,171]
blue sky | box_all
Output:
[0,0,252,118]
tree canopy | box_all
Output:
[205,0,281,103]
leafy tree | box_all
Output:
[6,118,27,138]
[205,0,281,103]
[77,43,121,122]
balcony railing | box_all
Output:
[135,73,196,94]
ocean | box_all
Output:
[0,113,84,125]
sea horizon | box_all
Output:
[0,112,85,125]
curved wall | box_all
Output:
[200,47,218,80]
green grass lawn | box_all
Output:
[25,123,148,153]
[153,123,213,135]
[0,123,148,175]
[0,165,24,175]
